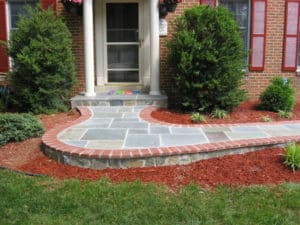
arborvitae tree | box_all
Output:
[168,5,247,113]
[8,6,76,114]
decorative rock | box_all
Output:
[122,159,145,168]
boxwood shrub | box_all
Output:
[0,113,44,146]
[167,5,247,113]
[259,77,295,112]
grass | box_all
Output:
[0,170,300,225]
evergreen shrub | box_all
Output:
[7,6,76,114]
[0,113,44,146]
[259,77,295,112]
[167,5,247,113]
[0,100,4,112]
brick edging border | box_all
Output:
[41,106,300,169]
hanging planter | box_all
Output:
[61,0,82,16]
[159,4,168,18]
[159,0,181,18]
[164,0,178,12]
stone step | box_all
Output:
[71,93,168,108]
[94,85,146,92]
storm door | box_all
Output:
[105,3,140,83]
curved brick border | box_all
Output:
[41,106,300,169]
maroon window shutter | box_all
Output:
[249,0,267,71]
[282,0,300,71]
[200,0,216,7]
[41,0,57,11]
[0,1,9,73]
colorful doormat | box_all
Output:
[107,90,141,95]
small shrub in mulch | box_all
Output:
[0,113,44,146]
[259,77,295,112]
[284,142,300,172]
[190,112,206,123]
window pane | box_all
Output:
[108,71,139,82]
[106,3,138,42]
[9,0,37,30]
[219,0,250,62]
[107,45,139,69]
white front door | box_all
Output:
[104,2,141,83]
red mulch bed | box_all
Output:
[151,101,300,124]
[17,148,300,189]
[0,105,299,189]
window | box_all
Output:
[7,0,37,31]
[219,0,251,63]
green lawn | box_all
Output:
[0,169,299,225]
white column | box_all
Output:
[83,0,96,96]
[149,0,161,95]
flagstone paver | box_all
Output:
[81,128,127,141]
[42,106,300,169]
[56,106,300,149]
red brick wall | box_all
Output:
[244,0,299,100]
[59,0,300,100]
[159,0,199,98]
[160,0,300,100]
[56,4,85,95]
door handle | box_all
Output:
[139,39,143,48]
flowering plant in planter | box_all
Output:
[61,0,82,15]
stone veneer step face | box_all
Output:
[42,144,286,169]
[70,94,168,108]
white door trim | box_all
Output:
[95,0,150,86]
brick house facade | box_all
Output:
[0,0,300,100]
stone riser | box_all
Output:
[42,143,284,170]
[71,99,167,108]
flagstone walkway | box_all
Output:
[42,106,300,169]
